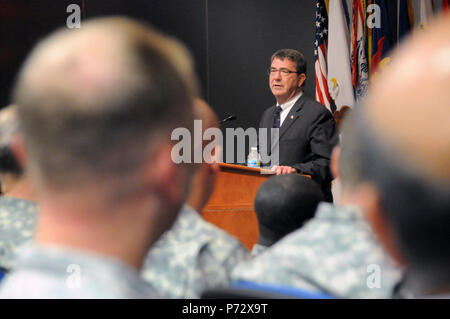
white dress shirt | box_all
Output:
[277,91,303,127]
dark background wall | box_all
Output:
[0,0,85,112]
[0,0,316,162]
[208,0,316,162]
[208,0,316,128]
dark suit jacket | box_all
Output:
[259,94,338,201]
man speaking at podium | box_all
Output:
[259,49,338,202]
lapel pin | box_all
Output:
[290,115,294,119]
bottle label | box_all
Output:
[247,159,260,168]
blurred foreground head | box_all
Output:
[340,15,450,296]
[254,174,324,247]
[14,17,197,196]
[12,17,198,260]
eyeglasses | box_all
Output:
[268,68,300,76]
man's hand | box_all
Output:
[271,165,297,175]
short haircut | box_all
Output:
[0,106,22,176]
[270,49,307,75]
[340,107,450,285]
[13,17,197,193]
[254,174,324,247]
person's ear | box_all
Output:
[330,146,340,180]
[145,143,188,205]
[10,134,27,167]
[297,73,306,88]
[356,183,406,266]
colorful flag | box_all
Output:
[444,0,450,12]
[327,0,355,109]
[314,0,333,111]
[351,0,369,100]
[343,0,353,29]
[370,0,392,75]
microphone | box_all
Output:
[219,114,237,124]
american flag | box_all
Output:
[314,0,332,111]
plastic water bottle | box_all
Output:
[247,147,261,168]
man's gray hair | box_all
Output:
[271,48,307,75]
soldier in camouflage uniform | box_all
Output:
[0,17,198,298]
[142,204,249,298]
[142,99,249,298]
[232,201,402,298]
[232,121,406,299]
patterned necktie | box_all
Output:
[273,105,282,128]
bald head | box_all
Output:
[340,15,450,295]
[366,15,450,180]
[13,17,197,194]
[21,18,197,114]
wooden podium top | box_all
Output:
[203,163,310,249]
[218,163,275,175]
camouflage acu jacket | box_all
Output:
[0,196,37,270]
[0,243,159,298]
[141,205,250,298]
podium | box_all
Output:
[201,163,274,249]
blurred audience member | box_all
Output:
[343,14,450,298]
[0,105,36,271]
[142,98,249,298]
[0,17,197,298]
[232,142,403,298]
[252,174,323,256]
